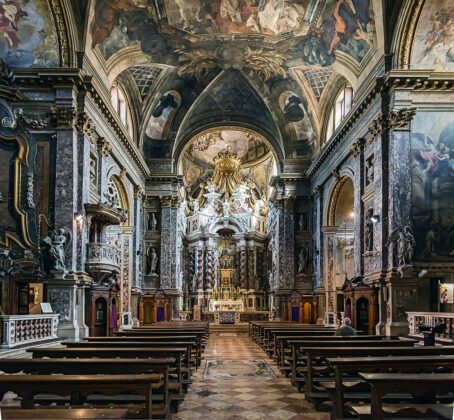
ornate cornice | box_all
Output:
[368,108,417,138]
[12,70,150,179]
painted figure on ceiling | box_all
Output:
[0,1,28,48]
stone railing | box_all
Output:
[407,311,454,340]
[86,243,120,282]
[0,314,59,348]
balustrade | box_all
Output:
[407,311,454,340]
[0,314,59,348]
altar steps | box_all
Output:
[209,323,250,335]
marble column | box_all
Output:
[205,247,214,290]
[323,227,337,322]
[276,197,295,289]
[120,226,134,329]
[247,246,255,290]
[159,196,179,290]
[52,106,78,272]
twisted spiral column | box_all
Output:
[197,248,204,290]
[206,248,213,290]
[240,247,247,289]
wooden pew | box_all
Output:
[355,372,454,419]
[0,374,157,419]
[288,339,417,390]
[275,335,390,372]
[83,336,202,368]
[0,408,130,419]
[0,358,173,418]
[28,347,187,401]
[63,341,196,385]
[301,346,454,408]
[325,355,454,419]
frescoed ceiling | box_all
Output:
[181,128,274,192]
[87,0,378,162]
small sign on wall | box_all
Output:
[440,283,454,304]
[40,303,53,314]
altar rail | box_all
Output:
[407,311,454,340]
[0,314,59,348]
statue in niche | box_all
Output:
[365,157,374,186]
[146,247,159,275]
[364,209,374,252]
[298,213,307,232]
[220,249,233,269]
[297,246,309,274]
[148,212,158,231]
[222,200,231,217]
[41,228,72,274]
[422,221,438,257]
[386,226,416,267]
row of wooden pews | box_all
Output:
[250,321,454,419]
[0,321,209,419]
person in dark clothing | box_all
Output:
[335,317,357,336]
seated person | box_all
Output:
[335,317,357,336]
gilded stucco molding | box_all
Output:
[398,0,425,69]
[327,176,348,227]
[48,0,70,67]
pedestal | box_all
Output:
[45,273,91,340]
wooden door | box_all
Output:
[94,297,107,337]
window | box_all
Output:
[326,85,353,141]
[111,84,133,138]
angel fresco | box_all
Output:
[0,0,57,68]
[91,0,170,59]
[296,0,374,66]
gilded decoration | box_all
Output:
[399,0,425,69]
[97,137,112,157]
[176,45,289,81]
[211,147,243,195]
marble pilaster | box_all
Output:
[159,196,179,290]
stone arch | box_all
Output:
[326,176,355,227]
[172,70,285,168]
[108,174,132,227]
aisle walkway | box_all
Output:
[173,334,329,420]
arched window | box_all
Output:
[326,85,353,141]
[111,84,133,138]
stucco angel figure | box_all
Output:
[41,228,72,273]
[386,225,416,268]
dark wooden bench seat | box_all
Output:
[0,408,130,419]
[351,372,454,420]
[325,355,454,419]
[0,374,159,419]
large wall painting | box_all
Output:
[411,0,454,72]
[411,112,454,259]
[0,0,59,68]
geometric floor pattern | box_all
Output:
[173,334,329,419]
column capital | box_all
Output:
[350,138,365,157]
[97,137,111,157]
[368,108,417,138]
[50,106,78,130]
[160,195,180,208]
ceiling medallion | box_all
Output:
[176,44,289,80]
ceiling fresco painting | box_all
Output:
[91,0,171,60]
[411,0,454,72]
[90,0,376,68]
[0,0,59,68]
[164,0,308,36]
[182,128,275,194]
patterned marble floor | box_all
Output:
[173,334,329,420]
